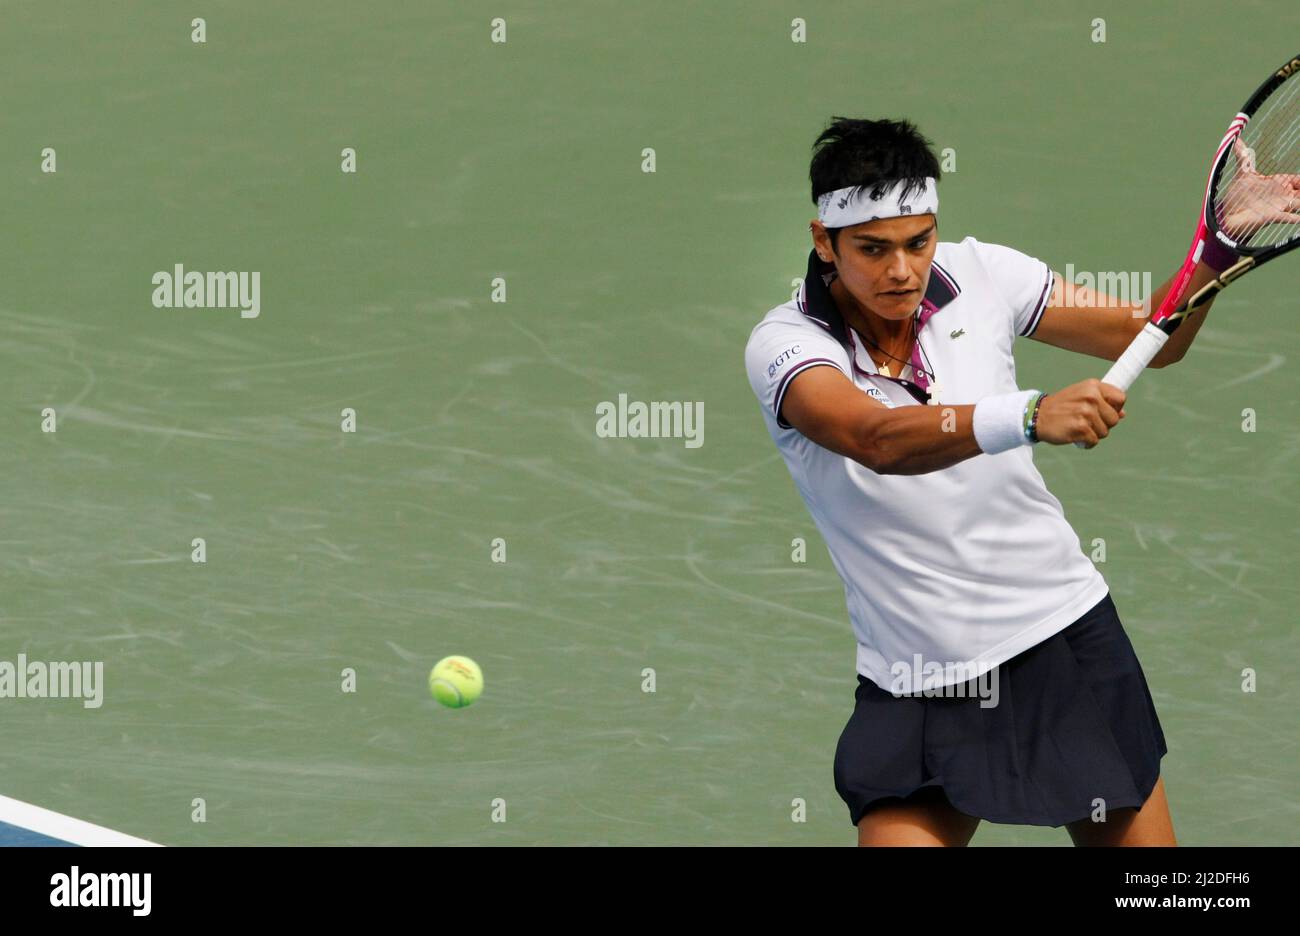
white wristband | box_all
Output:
[973,389,1041,454]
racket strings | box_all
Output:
[1222,75,1300,182]
[1214,75,1300,250]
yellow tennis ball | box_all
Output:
[428,655,483,708]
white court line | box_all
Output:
[0,793,160,847]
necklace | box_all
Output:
[857,317,917,378]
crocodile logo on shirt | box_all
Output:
[949,328,966,339]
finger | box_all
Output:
[1098,383,1127,408]
[1233,137,1257,173]
[1087,409,1109,440]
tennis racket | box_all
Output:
[1073,52,1300,446]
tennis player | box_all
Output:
[744,118,1256,846]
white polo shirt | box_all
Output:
[744,236,1109,693]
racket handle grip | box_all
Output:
[1072,321,1169,448]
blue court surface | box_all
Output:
[0,795,159,847]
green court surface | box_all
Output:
[0,1,1295,845]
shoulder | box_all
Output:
[745,300,846,362]
[743,300,851,408]
[934,236,1044,282]
[946,233,1055,284]
[746,299,820,340]
[936,237,1053,336]
[935,235,1045,297]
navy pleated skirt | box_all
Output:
[833,592,1168,828]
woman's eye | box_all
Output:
[862,240,927,256]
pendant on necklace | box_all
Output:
[879,363,891,377]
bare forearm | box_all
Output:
[1140,261,1222,367]
[870,404,983,475]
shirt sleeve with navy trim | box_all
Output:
[745,315,851,430]
[966,238,1055,338]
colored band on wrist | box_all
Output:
[1024,392,1047,443]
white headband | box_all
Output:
[816,178,938,228]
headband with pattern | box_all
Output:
[816,178,938,228]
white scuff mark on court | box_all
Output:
[640,448,725,482]
[65,350,97,409]
[385,640,423,663]
[1132,523,1148,552]
[0,306,101,334]
[1110,468,1219,488]
[310,538,358,563]
[565,792,658,827]
[1153,530,1267,604]
[84,631,184,647]
[410,296,474,314]
[1208,352,1286,389]
[630,733,672,749]
[203,344,415,375]
[437,383,473,421]
[1143,389,1211,423]
[478,353,533,377]
[504,318,624,387]
[467,453,751,527]
[683,542,843,631]
[64,406,242,440]
[695,453,784,492]
[711,190,789,203]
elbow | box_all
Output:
[858,426,901,475]
[859,452,896,475]
[869,446,902,475]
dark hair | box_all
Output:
[809,117,941,252]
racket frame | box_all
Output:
[1079,52,1300,441]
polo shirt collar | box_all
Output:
[796,248,960,351]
